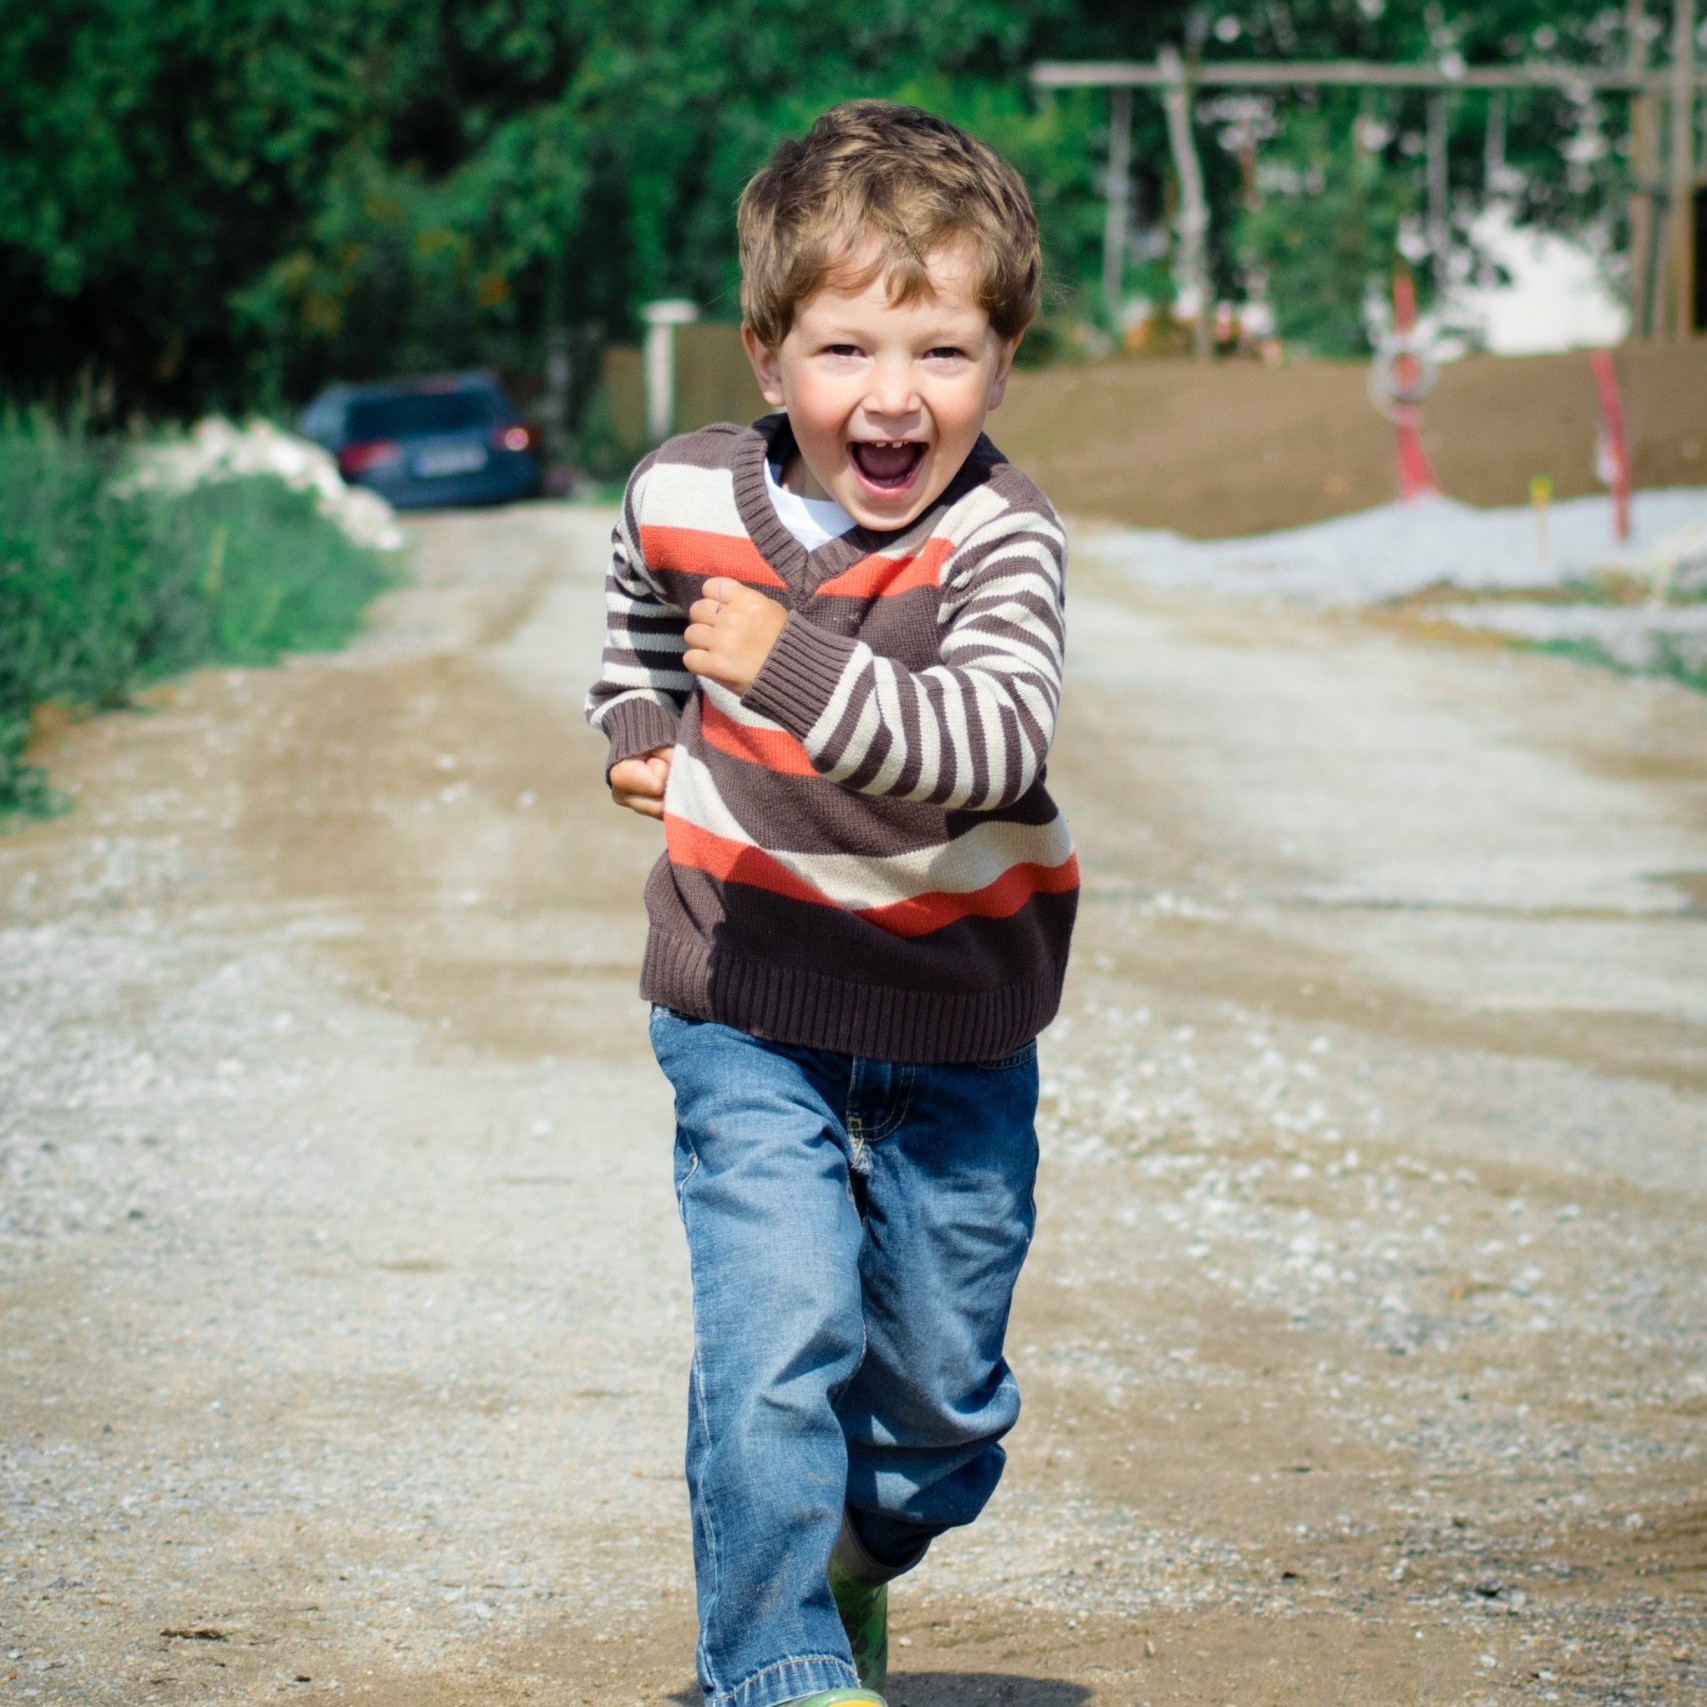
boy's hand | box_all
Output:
[684,578,788,697]
[609,746,673,820]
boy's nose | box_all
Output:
[863,359,921,421]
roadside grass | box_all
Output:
[1388,570,1707,612]
[1524,635,1707,695]
[1386,567,1707,694]
[1,412,398,819]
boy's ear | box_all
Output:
[985,336,1021,413]
[741,324,786,409]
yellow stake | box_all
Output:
[1530,474,1553,569]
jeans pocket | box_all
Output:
[648,1003,691,1070]
[975,1038,1038,1072]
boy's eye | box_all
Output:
[927,346,967,361]
[823,344,863,358]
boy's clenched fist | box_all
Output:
[609,746,672,820]
[683,577,788,697]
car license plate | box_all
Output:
[413,445,487,477]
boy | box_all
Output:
[585,101,1076,1707]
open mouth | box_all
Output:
[849,440,926,492]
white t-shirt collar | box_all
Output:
[765,456,856,552]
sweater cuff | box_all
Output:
[599,698,681,780]
[742,612,859,738]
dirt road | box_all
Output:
[3,504,1704,1707]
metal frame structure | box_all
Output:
[1032,59,1700,92]
[1034,6,1707,357]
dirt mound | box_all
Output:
[995,343,1707,538]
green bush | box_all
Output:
[568,382,651,485]
[0,413,397,818]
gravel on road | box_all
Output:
[3,502,1703,1707]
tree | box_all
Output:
[1237,110,1417,357]
[0,0,1638,417]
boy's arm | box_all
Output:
[734,506,1066,812]
[584,463,692,775]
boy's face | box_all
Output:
[742,238,1018,532]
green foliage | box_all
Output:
[0,0,1641,415]
[133,476,397,668]
[1528,635,1707,695]
[0,413,395,817]
[1237,112,1418,358]
[0,0,1196,412]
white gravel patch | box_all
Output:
[1437,599,1707,673]
[1083,487,1707,608]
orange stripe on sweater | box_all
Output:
[700,701,818,776]
[858,854,1081,938]
[665,818,834,910]
[668,816,1080,939]
[815,535,954,600]
[639,524,788,590]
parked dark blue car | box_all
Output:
[299,373,545,509]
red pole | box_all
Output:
[1390,271,1441,502]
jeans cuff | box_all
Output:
[713,1653,858,1707]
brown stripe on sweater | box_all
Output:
[659,867,1075,990]
[650,421,751,472]
[893,682,927,799]
[959,684,992,809]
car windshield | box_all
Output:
[345,389,501,440]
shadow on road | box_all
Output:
[887,1677,1092,1706]
[670,1679,1090,1707]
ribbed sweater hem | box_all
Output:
[640,926,1064,1066]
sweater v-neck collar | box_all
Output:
[731,413,982,598]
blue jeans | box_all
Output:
[648,1007,1041,1707]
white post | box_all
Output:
[1627,0,1656,334]
[1669,0,1698,338]
[1427,90,1451,291]
[641,299,699,443]
[1102,85,1134,332]
[1160,48,1213,361]
[1484,91,1506,191]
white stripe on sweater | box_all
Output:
[668,749,1073,908]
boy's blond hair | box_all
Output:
[737,100,1041,351]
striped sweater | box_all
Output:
[585,413,1077,1064]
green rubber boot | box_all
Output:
[827,1518,891,1693]
[828,1570,888,1692]
[780,1694,886,1707]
